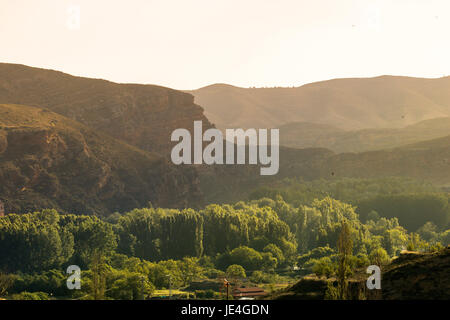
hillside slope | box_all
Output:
[188,76,450,131]
[272,247,450,300]
[326,134,450,185]
[198,134,450,204]
[0,63,213,157]
[279,117,450,153]
[0,104,202,214]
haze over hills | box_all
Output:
[279,117,450,153]
[0,104,202,214]
[199,134,450,204]
[324,134,450,185]
[188,76,450,131]
[0,63,449,210]
[0,63,213,157]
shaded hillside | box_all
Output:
[279,134,450,187]
[0,63,213,157]
[0,104,202,214]
[198,135,450,204]
[188,76,450,131]
[272,247,450,300]
[197,146,333,204]
[279,117,450,153]
[1,63,448,208]
[326,135,450,185]
[380,248,450,299]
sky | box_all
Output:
[1,0,449,90]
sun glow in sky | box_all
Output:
[1,0,449,89]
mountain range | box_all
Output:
[1,63,449,212]
[0,63,213,157]
[188,76,450,131]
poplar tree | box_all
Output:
[336,220,353,300]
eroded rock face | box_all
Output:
[0,104,203,214]
[0,64,212,212]
[0,63,213,157]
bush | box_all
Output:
[369,248,390,266]
[11,270,67,296]
[194,289,217,299]
[249,271,277,284]
[11,291,50,300]
[219,246,263,271]
[440,230,450,246]
[203,268,225,279]
[312,257,335,278]
[298,246,336,267]
[226,265,246,279]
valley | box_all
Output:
[0,63,449,302]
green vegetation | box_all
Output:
[278,117,450,153]
[1,188,448,299]
[250,177,450,230]
[250,177,440,206]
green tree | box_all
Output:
[178,257,204,286]
[369,248,390,267]
[263,244,285,265]
[108,270,154,300]
[89,251,110,300]
[226,265,246,280]
[407,233,427,251]
[336,221,353,299]
[62,215,117,268]
[0,211,74,272]
[220,246,263,271]
[417,222,439,242]
[312,257,335,278]
[0,272,16,296]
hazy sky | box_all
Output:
[1,0,449,89]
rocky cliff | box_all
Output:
[0,63,213,157]
[0,104,202,214]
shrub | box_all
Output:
[11,291,50,300]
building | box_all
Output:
[232,287,267,299]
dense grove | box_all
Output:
[0,178,449,299]
[250,177,449,229]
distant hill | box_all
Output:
[188,76,450,131]
[1,63,448,209]
[0,104,202,214]
[0,63,213,157]
[279,117,450,153]
[281,133,450,187]
[198,134,450,204]
[325,134,450,185]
